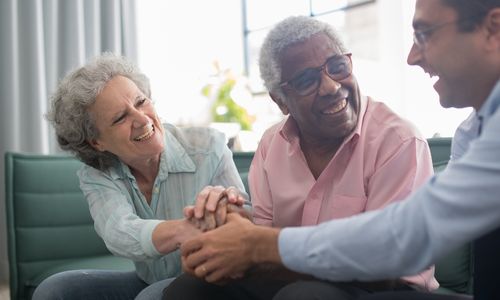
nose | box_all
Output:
[131,109,150,128]
[317,71,341,97]
[407,43,422,66]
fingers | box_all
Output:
[194,186,226,218]
[189,186,245,231]
[205,268,230,283]
[194,264,209,278]
[203,210,217,231]
[215,198,228,227]
[193,186,211,218]
[181,239,210,271]
[183,206,195,219]
[192,259,232,283]
[229,272,244,280]
[181,255,195,275]
[224,186,245,206]
[227,204,253,220]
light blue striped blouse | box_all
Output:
[78,123,248,284]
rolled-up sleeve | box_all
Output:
[78,166,163,260]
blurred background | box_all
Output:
[0,0,472,289]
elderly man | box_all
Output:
[178,0,500,300]
[249,15,438,295]
[164,15,437,300]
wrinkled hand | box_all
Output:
[184,186,248,231]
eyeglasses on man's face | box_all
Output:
[280,53,352,96]
[413,19,467,48]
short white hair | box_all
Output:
[259,16,347,98]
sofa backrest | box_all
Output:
[232,151,254,193]
[5,138,472,298]
[4,153,113,300]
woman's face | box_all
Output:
[88,75,164,166]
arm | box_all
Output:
[280,109,500,281]
[152,219,201,253]
[183,107,500,282]
[79,167,200,260]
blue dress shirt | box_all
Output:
[279,80,500,282]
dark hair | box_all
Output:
[442,0,500,31]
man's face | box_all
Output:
[407,0,493,110]
[275,33,361,144]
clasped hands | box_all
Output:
[181,185,256,283]
[184,185,250,232]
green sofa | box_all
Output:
[4,138,472,299]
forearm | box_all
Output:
[249,225,282,265]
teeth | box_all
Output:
[134,125,154,141]
[429,74,439,84]
[323,99,347,115]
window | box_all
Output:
[136,0,471,152]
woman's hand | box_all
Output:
[152,219,202,254]
[184,186,248,231]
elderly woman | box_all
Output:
[32,53,249,300]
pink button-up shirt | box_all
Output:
[249,96,439,291]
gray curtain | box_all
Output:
[0,0,137,282]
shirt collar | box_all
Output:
[162,129,196,174]
[477,80,500,120]
[109,127,197,181]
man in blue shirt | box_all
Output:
[179,0,500,299]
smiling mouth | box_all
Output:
[134,124,155,141]
[427,72,440,84]
[322,99,348,115]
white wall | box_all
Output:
[355,0,471,138]
[136,0,245,126]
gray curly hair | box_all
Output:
[259,16,347,99]
[47,53,151,170]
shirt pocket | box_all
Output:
[320,194,368,221]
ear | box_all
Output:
[484,7,500,48]
[88,139,105,152]
[269,92,290,115]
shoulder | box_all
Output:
[77,164,122,184]
[363,97,426,144]
[78,163,112,181]
[254,119,287,157]
[77,163,124,192]
[260,120,285,144]
[163,123,227,156]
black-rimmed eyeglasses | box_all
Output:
[280,53,352,96]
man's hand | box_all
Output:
[181,213,282,283]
